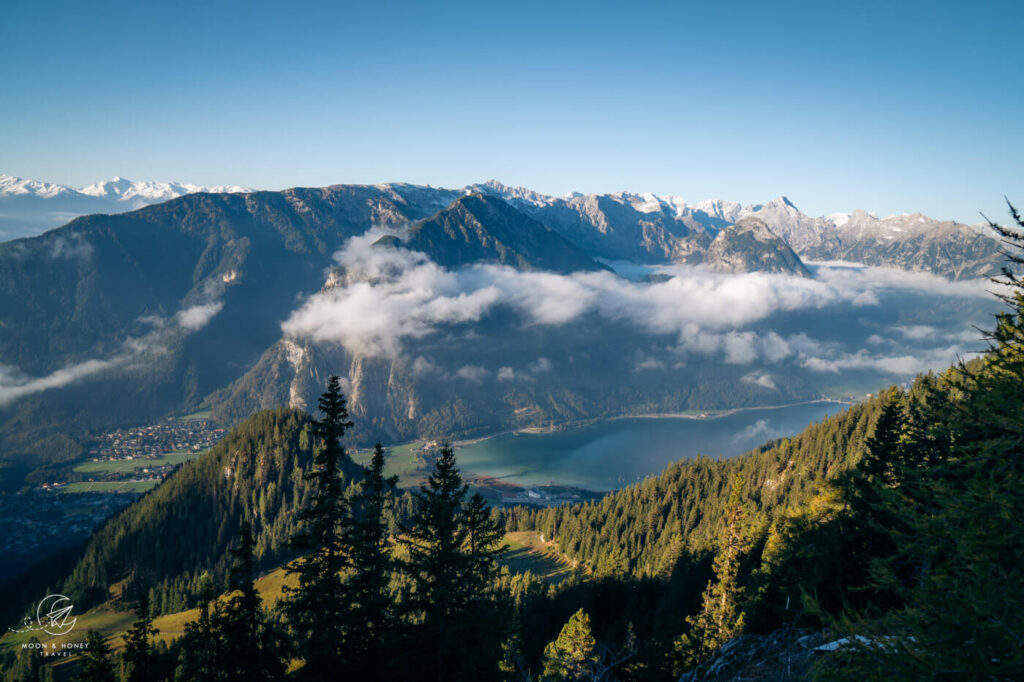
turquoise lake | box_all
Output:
[456,401,849,491]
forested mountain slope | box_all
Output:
[0,185,450,485]
[503,393,884,577]
[56,409,344,615]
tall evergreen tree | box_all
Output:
[122,595,159,682]
[77,630,116,682]
[399,443,469,680]
[76,630,116,682]
[463,493,507,588]
[542,609,598,680]
[224,521,260,675]
[674,475,747,670]
[216,521,286,681]
[283,376,353,679]
[812,201,1024,679]
[458,492,509,679]
[174,573,221,682]
[342,443,398,678]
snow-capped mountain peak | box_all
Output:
[0,174,78,199]
[80,177,249,202]
[0,172,252,241]
[80,177,137,198]
[691,198,746,223]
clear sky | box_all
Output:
[1,0,1021,223]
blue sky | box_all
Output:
[1,0,1021,223]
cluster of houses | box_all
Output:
[85,418,226,461]
[499,485,596,507]
[63,419,231,491]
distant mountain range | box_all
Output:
[0,178,1003,491]
[467,180,1002,279]
[1,173,1002,279]
[0,174,250,240]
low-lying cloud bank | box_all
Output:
[0,357,125,407]
[0,298,225,407]
[282,231,992,375]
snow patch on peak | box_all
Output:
[466,179,553,206]
[692,199,745,223]
[827,212,851,228]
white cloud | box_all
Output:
[455,365,489,383]
[635,357,665,371]
[760,332,792,363]
[800,345,974,375]
[412,356,441,377]
[733,418,782,445]
[47,233,93,260]
[723,332,759,364]
[741,372,778,390]
[0,358,124,407]
[895,325,937,340]
[529,358,552,374]
[497,367,517,382]
[177,301,224,330]
[813,263,994,300]
[281,230,996,373]
[0,298,227,407]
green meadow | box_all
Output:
[72,450,196,475]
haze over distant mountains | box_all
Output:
[0,176,1005,491]
[0,174,250,240]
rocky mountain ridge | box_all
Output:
[471,180,1001,279]
[4,172,1000,279]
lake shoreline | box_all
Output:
[463,398,853,442]
[452,399,854,493]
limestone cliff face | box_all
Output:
[704,218,812,277]
[805,211,1002,279]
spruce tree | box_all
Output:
[122,595,159,682]
[216,521,285,681]
[462,492,507,591]
[174,573,221,682]
[541,609,598,680]
[77,631,116,682]
[399,443,469,680]
[342,443,398,678]
[674,475,747,669]
[458,492,509,679]
[283,376,353,679]
[812,202,1024,679]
